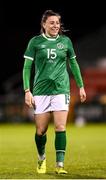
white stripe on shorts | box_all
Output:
[33,94,70,114]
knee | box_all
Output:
[55,124,66,131]
[36,127,47,136]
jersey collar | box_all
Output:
[42,33,59,41]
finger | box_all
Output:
[80,95,84,101]
[32,98,36,109]
[25,99,29,106]
[29,104,33,108]
[25,98,33,108]
[81,95,86,102]
[26,101,32,108]
[31,97,34,105]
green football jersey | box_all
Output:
[24,33,76,95]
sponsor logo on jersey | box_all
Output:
[57,43,64,49]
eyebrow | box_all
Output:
[49,20,60,23]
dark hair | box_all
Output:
[40,10,64,34]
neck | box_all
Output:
[42,33,59,41]
[45,33,58,38]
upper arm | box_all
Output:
[24,38,35,61]
[67,38,76,59]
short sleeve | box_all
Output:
[24,37,35,60]
[67,37,76,59]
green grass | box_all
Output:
[0,123,106,179]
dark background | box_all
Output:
[1,1,106,94]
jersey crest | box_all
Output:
[57,43,64,49]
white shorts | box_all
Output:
[33,94,70,114]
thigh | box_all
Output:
[53,111,68,131]
[34,112,51,134]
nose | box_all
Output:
[53,23,57,27]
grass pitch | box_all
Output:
[0,123,106,179]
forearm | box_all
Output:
[23,59,33,91]
[69,57,84,88]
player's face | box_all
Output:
[43,16,60,37]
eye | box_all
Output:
[50,22,54,25]
[56,21,60,25]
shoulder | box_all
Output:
[27,35,43,47]
[60,35,72,42]
[29,35,42,43]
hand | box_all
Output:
[25,90,35,108]
[79,87,86,103]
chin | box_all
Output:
[51,33,58,37]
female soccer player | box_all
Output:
[23,9,86,174]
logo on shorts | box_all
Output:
[65,94,70,104]
[57,43,64,49]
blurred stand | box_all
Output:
[0,73,34,123]
[69,65,106,125]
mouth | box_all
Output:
[51,28,59,32]
[52,27,59,30]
